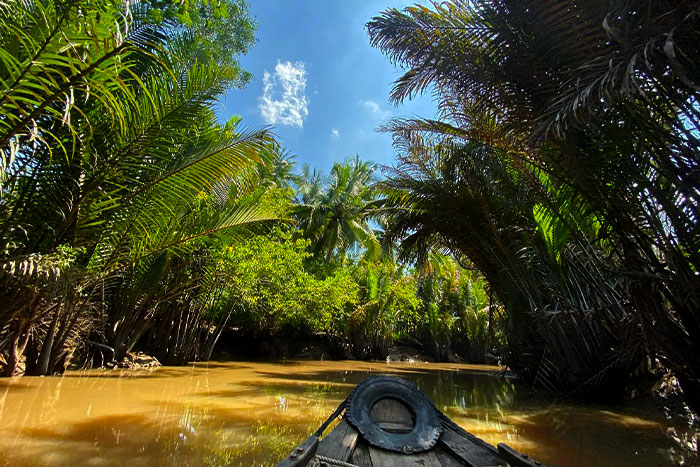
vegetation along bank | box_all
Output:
[0,0,699,419]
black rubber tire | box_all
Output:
[345,375,442,453]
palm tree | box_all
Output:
[368,0,700,403]
[380,134,640,396]
[256,141,300,191]
[412,252,496,362]
[294,156,383,262]
[0,0,275,375]
[348,259,418,358]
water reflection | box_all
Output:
[0,361,695,466]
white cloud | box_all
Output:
[361,99,390,118]
[362,100,381,113]
[331,128,340,140]
[259,61,308,127]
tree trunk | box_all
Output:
[49,308,81,372]
[204,317,229,361]
[35,311,59,375]
[3,322,29,376]
[123,318,153,358]
[24,332,38,375]
[86,340,115,364]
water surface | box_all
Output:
[0,361,696,466]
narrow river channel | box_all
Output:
[0,361,696,466]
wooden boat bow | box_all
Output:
[276,375,548,467]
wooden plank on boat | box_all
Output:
[316,419,359,462]
[371,397,414,432]
[440,416,502,454]
[434,445,467,467]
[351,442,463,467]
[439,423,507,466]
[367,444,445,467]
[497,443,544,467]
[276,435,319,467]
[351,442,373,467]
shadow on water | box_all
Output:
[481,406,695,467]
[10,393,336,466]
[6,414,174,467]
[0,380,32,390]
[22,413,165,448]
[247,365,517,409]
[58,364,249,380]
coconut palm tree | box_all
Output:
[294,156,383,262]
[256,141,300,191]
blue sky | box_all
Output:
[219,1,436,173]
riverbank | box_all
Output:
[210,329,477,364]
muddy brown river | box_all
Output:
[0,361,696,466]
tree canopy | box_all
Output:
[369,0,700,405]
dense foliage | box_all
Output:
[0,0,270,373]
[215,229,359,335]
[1,0,695,414]
[368,0,700,405]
